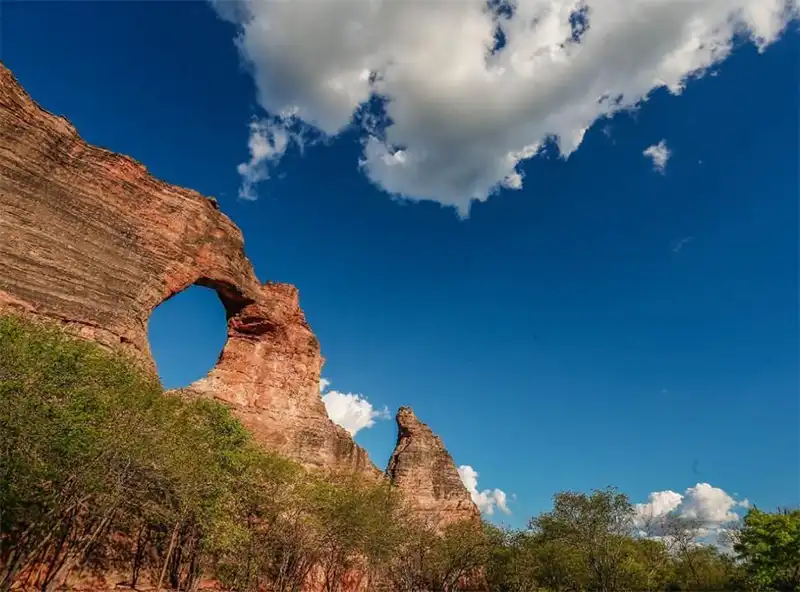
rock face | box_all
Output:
[0,62,479,532]
[386,407,481,531]
[179,283,377,475]
[0,62,376,477]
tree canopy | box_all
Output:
[0,314,795,592]
[734,507,800,592]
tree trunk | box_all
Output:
[157,520,181,592]
[131,524,149,588]
[46,507,116,592]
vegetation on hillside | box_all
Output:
[0,314,796,591]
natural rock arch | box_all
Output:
[0,61,376,476]
[148,283,230,389]
[0,61,482,532]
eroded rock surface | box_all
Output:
[0,62,376,476]
[0,62,483,535]
[180,282,377,475]
[386,407,481,531]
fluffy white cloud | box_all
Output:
[643,140,672,173]
[236,119,292,200]
[213,0,796,215]
[679,482,749,526]
[319,378,389,436]
[634,482,750,545]
[458,465,512,516]
[634,489,684,527]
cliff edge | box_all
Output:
[0,62,375,476]
[0,61,480,528]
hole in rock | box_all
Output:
[148,284,228,389]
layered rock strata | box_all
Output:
[386,407,481,531]
[0,62,375,476]
[0,62,481,532]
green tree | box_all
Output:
[734,507,800,591]
[526,534,589,592]
[661,544,737,591]
[5,313,795,592]
[387,519,488,592]
[304,473,404,592]
[0,314,303,592]
[627,537,671,591]
[0,314,169,591]
[530,486,638,592]
[482,523,520,592]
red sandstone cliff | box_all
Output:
[0,61,375,477]
[386,407,481,531]
[0,60,479,538]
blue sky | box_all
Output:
[5,1,798,527]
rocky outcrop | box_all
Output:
[178,283,377,475]
[0,62,481,531]
[0,62,377,477]
[386,407,481,531]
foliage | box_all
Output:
[482,488,749,592]
[0,314,796,592]
[529,487,639,592]
[305,473,405,591]
[384,518,489,592]
[734,507,800,591]
[0,315,398,591]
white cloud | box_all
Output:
[671,235,694,253]
[634,489,684,527]
[213,0,796,215]
[634,482,749,545]
[458,465,512,516]
[679,482,746,526]
[236,119,293,200]
[319,378,389,436]
[643,139,672,173]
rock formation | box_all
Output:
[178,283,378,475]
[0,62,375,476]
[0,61,478,532]
[386,407,481,531]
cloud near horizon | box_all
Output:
[634,482,750,546]
[212,0,795,216]
[458,464,512,516]
[320,378,389,437]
